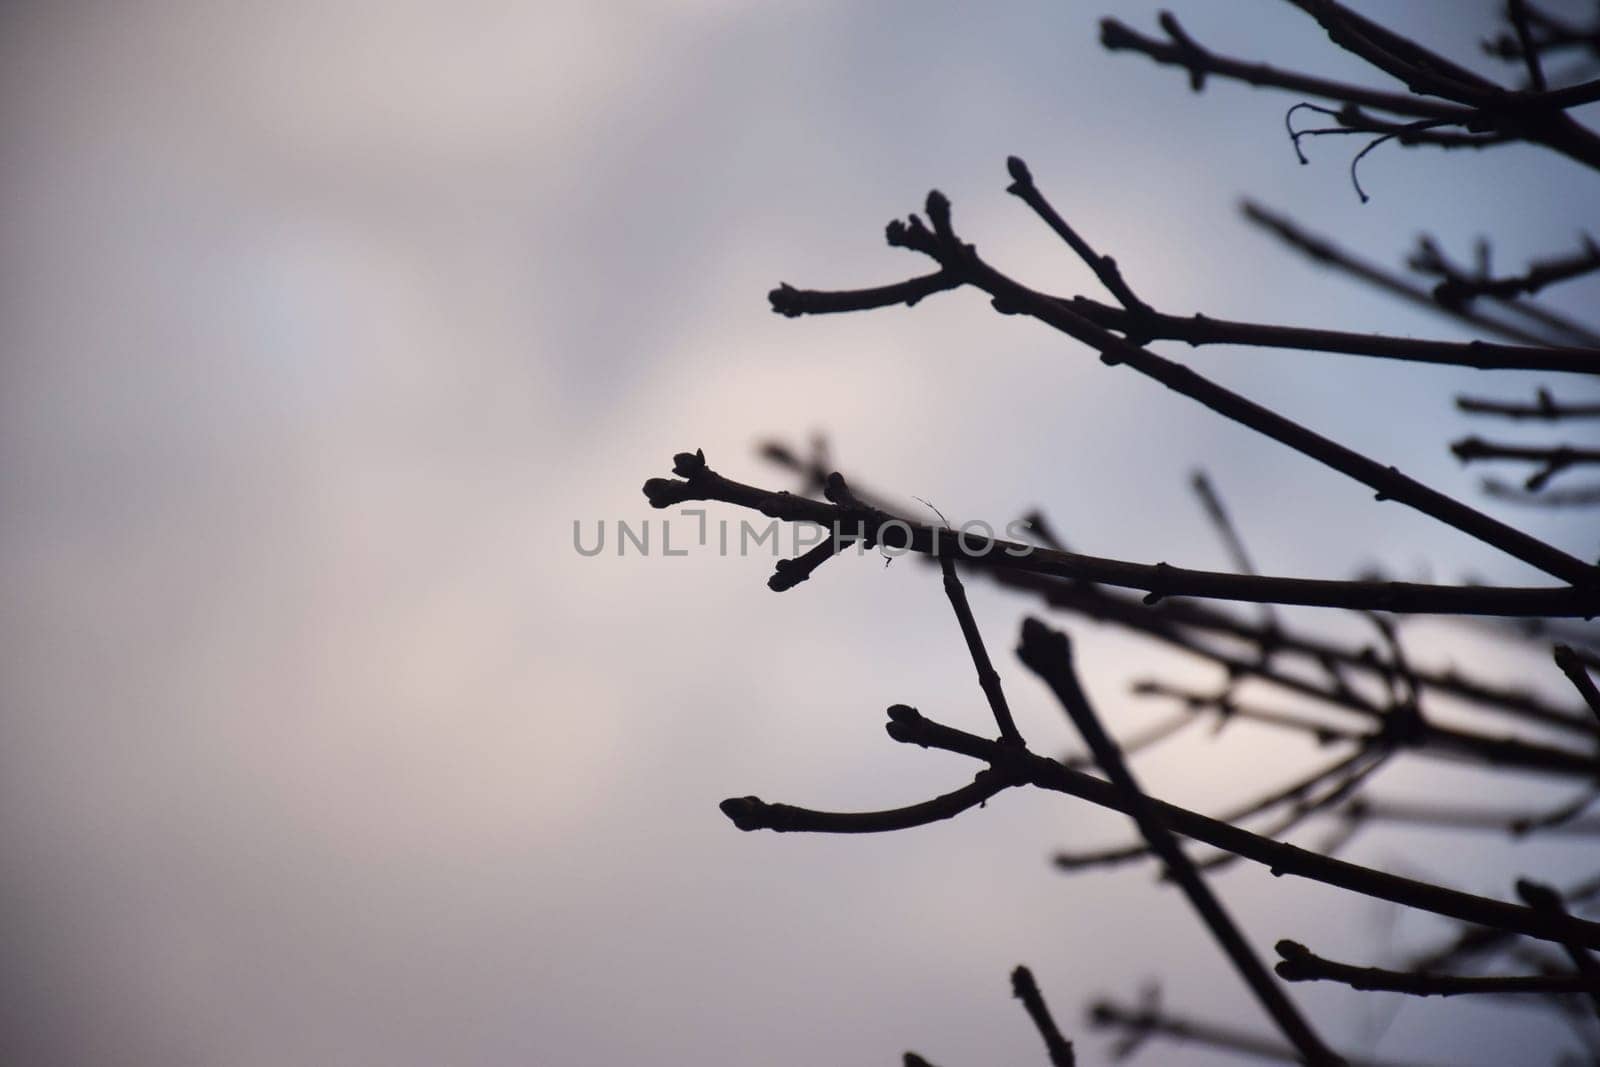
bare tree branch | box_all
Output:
[1275,938,1599,996]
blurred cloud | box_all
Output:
[2,2,1597,1065]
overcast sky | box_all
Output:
[3,2,1598,1065]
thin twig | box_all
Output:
[1451,437,1600,491]
[719,769,1012,834]
[879,704,1600,949]
[1482,478,1600,506]
[1555,643,1600,722]
[1065,293,1600,374]
[1275,939,1598,996]
[1510,0,1550,91]
[1011,966,1076,1067]
[1336,795,1600,838]
[1457,388,1600,419]
[1242,202,1572,347]
[1191,470,1277,628]
[644,451,1600,617]
[878,180,1600,587]
[1055,744,1379,871]
[940,553,1024,745]
[1410,236,1600,348]
[1015,617,1343,1065]
[1404,872,1600,974]
[1436,237,1600,304]
[1518,879,1600,1017]
[1088,995,1429,1067]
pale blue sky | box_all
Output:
[2,3,1597,1064]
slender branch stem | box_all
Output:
[886,181,1600,588]
[1337,796,1600,838]
[1458,389,1600,418]
[1192,748,1392,875]
[1016,618,1341,1065]
[881,704,1600,950]
[1067,295,1600,374]
[1436,239,1600,304]
[1555,643,1600,721]
[1510,0,1550,92]
[1484,479,1600,506]
[1242,202,1569,347]
[939,554,1024,745]
[644,452,1600,617]
[1405,872,1600,973]
[718,770,1011,834]
[1098,16,1474,120]
[1010,966,1075,1067]
[1454,440,1600,466]
[1055,744,1377,871]
[1451,437,1600,490]
[1275,939,1599,996]
[1004,157,1149,314]
[1060,709,1196,771]
[1089,997,1425,1067]
[1518,879,1600,1017]
[1106,9,1600,170]
[953,556,1599,737]
[1411,236,1600,347]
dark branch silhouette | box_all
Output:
[1275,939,1600,997]
[652,4,1600,1061]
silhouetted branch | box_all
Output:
[1284,0,1504,105]
[1404,872,1600,974]
[1099,15,1476,119]
[1103,8,1600,171]
[1191,470,1277,629]
[1133,680,1367,748]
[1518,879,1600,1017]
[1486,2,1600,76]
[941,553,1025,746]
[1004,157,1149,316]
[1482,477,1600,506]
[1283,105,1459,202]
[877,703,1600,949]
[966,547,1598,735]
[1275,938,1600,996]
[1060,709,1195,771]
[1192,747,1391,876]
[1336,796,1600,838]
[1124,648,1597,780]
[995,560,1597,737]
[1016,617,1341,1065]
[1457,387,1600,419]
[1088,994,1423,1067]
[1242,202,1572,347]
[769,532,858,591]
[1434,236,1600,305]
[1012,966,1076,1067]
[1056,743,1379,871]
[1410,236,1600,347]
[1555,643,1600,722]
[1285,0,1600,164]
[1066,292,1600,374]
[644,451,1600,617]
[1311,102,1514,149]
[1508,0,1549,92]
[770,272,960,318]
[678,6,1600,1058]
[772,173,1600,588]
[718,771,1013,835]
[1451,437,1600,491]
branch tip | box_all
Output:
[719,795,768,831]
